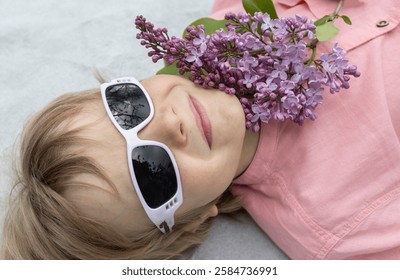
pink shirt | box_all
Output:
[211,0,400,259]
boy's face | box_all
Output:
[68,75,246,233]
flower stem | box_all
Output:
[306,0,344,66]
[331,0,344,20]
[306,39,318,66]
[306,46,317,66]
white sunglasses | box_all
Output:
[100,77,183,233]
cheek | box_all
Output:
[178,156,237,207]
[211,89,244,119]
[207,93,246,142]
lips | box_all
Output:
[189,96,212,148]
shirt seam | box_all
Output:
[315,183,400,259]
[272,172,334,243]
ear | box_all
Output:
[187,204,219,233]
[207,204,219,218]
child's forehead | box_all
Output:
[66,100,126,165]
[68,99,108,130]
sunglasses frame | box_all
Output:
[100,77,183,234]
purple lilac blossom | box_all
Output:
[135,12,360,132]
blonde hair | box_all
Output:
[0,88,242,259]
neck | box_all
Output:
[235,128,261,179]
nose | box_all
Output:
[138,104,186,148]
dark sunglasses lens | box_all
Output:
[105,83,151,130]
[132,146,178,209]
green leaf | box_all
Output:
[156,61,189,77]
[242,0,278,19]
[340,15,352,25]
[314,15,331,26]
[156,62,179,75]
[183,17,227,37]
[315,22,340,42]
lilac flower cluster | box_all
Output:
[135,12,360,131]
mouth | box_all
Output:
[188,96,212,149]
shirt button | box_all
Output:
[376,20,389,28]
